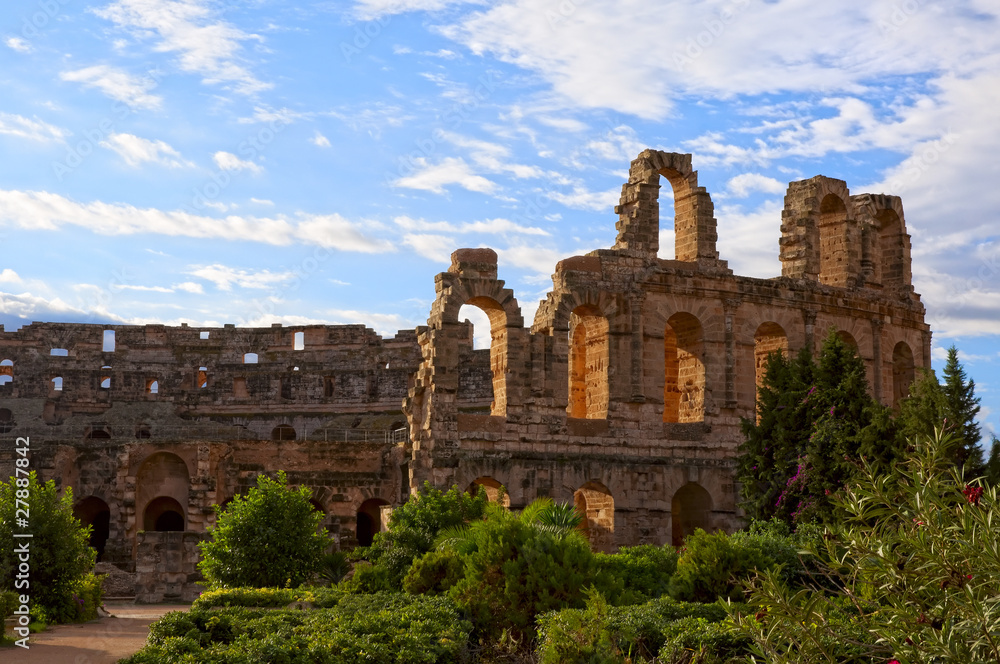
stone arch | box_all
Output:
[672,482,713,546]
[892,341,915,407]
[613,150,719,262]
[272,424,296,441]
[574,481,615,553]
[568,304,609,419]
[308,499,326,515]
[837,329,859,352]
[135,451,190,535]
[467,476,510,507]
[853,193,911,291]
[753,322,789,392]
[0,359,12,385]
[664,312,705,423]
[356,497,390,547]
[143,496,185,531]
[74,496,111,562]
[781,176,856,283]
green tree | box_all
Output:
[0,472,99,623]
[985,436,1000,486]
[738,329,902,525]
[410,497,603,644]
[941,345,983,470]
[898,368,948,441]
[361,482,488,589]
[735,428,1000,664]
[197,471,328,588]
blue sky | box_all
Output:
[1,0,999,438]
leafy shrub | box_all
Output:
[537,593,731,663]
[402,548,464,595]
[362,482,488,588]
[123,592,472,664]
[595,543,678,605]
[0,472,97,623]
[192,586,344,610]
[668,529,768,603]
[197,471,330,589]
[0,589,17,618]
[658,617,752,664]
[736,429,1000,664]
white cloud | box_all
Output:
[100,133,193,168]
[324,308,418,338]
[0,269,23,284]
[0,189,395,253]
[250,197,274,206]
[403,233,454,263]
[186,264,295,291]
[394,215,549,236]
[393,157,497,194]
[0,113,66,142]
[715,199,784,279]
[60,65,161,110]
[440,131,546,179]
[5,37,31,53]
[95,0,270,94]
[547,185,619,212]
[173,281,204,293]
[726,173,786,198]
[311,131,331,148]
[113,284,174,293]
[353,0,480,20]
[213,151,262,173]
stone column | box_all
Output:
[723,298,740,409]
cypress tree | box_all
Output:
[940,345,982,471]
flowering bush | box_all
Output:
[735,428,1000,663]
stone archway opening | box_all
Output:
[568,305,609,420]
[754,322,788,390]
[135,451,190,536]
[574,481,614,553]
[819,193,850,286]
[144,496,185,532]
[74,496,111,562]
[356,498,390,547]
[672,482,712,547]
[272,424,296,441]
[467,476,510,507]
[664,312,705,423]
[892,341,915,408]
[458,297,508,416]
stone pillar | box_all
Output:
[723,298,740,409]
[870,318,884,402]
[630,292,645,402]
[802,310,817,355]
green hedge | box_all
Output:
[536,594,733,663]
[122,592,472,664]
[192,586,344,610]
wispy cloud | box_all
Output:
[0,113,66,142]
[5,37,31,53]
[186,264,295,291]
[60,65,162,109]
[95,0,271,95]
[394,215,549,236]
[213,151,262,173]
[101,133,193,168]
[393,157,497,194]
[310,131,331,148]
[0,189,395,253]
[726,173,786,197]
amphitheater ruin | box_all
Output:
[0,150,930,601]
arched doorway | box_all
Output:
[568,305,609,419]
[143,496,185,531]
[574,481,615,553]
[74,496,111,562]
[356,498,390,547]
[664,312,705,423]
[135,451,190,535]
[467,476,510,507]
[671,482,712,546]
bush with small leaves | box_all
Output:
[197,470,329,589]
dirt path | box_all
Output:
[2,603,188,664]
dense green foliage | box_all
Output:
[594,544,677,605]
[738,329,903,524]
[0,472,102,623]
[986,436,1000,486]
[197,471,329,589]
[121,592,472,664]
[736,429,1000,663]
[192,586,345,610]
[536,592,734,663]
[360,482,488,589]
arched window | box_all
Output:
[144,496,185,531]
[574,481,614,553]
[0,359,13,385]
[458,297,509,416]
[51,376,63,393]
[103,329,116,352]
[467,477,510,507]
[568,305,609,419]
[100,366,112,389]
[136,451,189,535]
[672,482,712,546]
[892,341,915,408]
[146,379,159,394]
[74,497,111,561]
[272,424,296,441]
[664,313,705,423]
[356,498,390,546]
[243,352,258,364]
